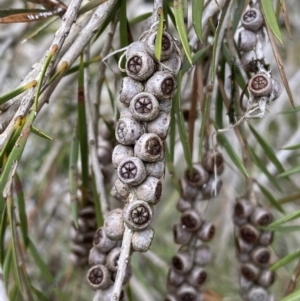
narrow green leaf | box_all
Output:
[28,238,54,282]
[280,105,300,114]
[192,0,204,42]
[216,131,249,178]
[174,0,192,65]
[199,92,211,160]
[3,247,12,286]
[14,173,29,247]
[129,12,152,25]
[165,2,176,27]
[0,204,7,265]
[256,183,284,213]
[281,289,300,301]
[262,225,300,232]
[260,0,282,44]
[248,124,285,173]
[181,46,209,74]
[174,71,193,171]
[0,81,37,105]
[278,165,300,178]
[282,143,300,150]
[31,286,49,301]
[119,0,128,48]
[268,210,300,227]
[270,249,300,271]
[154,8,164,61]
[30,126,53,141]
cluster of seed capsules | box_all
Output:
[234,196,275,301]
[86,26,182,299]
[238,3,281,108]
[165,150,224,301]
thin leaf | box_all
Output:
[31,286,49,301]
[280,0,292,39]
[248,124,285,173]
[256,182,284,213]
[174,0,192,65]
[0,10,58,23]
[281,289,300,301]
[268,210,300,228]
[26,0,67,12]
[91,175,103,227]
[199,92,211,160]
[3,247,12,286]
[129,12,152,25]
[0,9,47,18]
[260,0,282,44]
[270,249,300,271]
[14,173,29,247]
[154,7,164,61]
[278,165,300,178]
[262,225,300,232]
[282,143,300,150]
[192,0,204,42]
[181,46,209,74]
[30,126,53,141]
[119,0,128,48]
[0,204,7,265]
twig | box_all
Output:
[151,0,163,24]
[284,258,300,296]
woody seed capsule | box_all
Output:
[119,77,144,105]
[179,178,198,200]
[250,207,273,227]
[258,270,275,287]
[240,262,260,281]
[167,268,185,286]
[106,247,121,272]
[202,150,224,174]
[172,251,193,273]
[87,264,111,290]
[251,246,271,268]
[115,117,144,145]
[161,52,183,75]
[184,163,209,188]
[259,231,274,246]
[88,246,106,266]
[181,209,202,232]
[241,8,264,32]
[145,160,165,179]
[187,266,208,287]
[173,223,193,245]
[176,197,192,213]
[239,223,260,244]
[93,227,117,253]
[247,286,269,301]
[112,144,134,168]
[146,31,174,60]
[104,208,125,241]
[134,176,162,204]
[194,245,212,266]
[248,73,273,98]
[131,227,154,252]
[114,178,130,199]
[147,111,171,140]
[241,50,258,73]
[201,176,223,200]
[176,284,202,301]
[238,30,257,52]
[197,221,215,241]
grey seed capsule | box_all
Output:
[197,221,215,241]
[247,286,269,301]
[118,156,146,186]
[114,178,130,199]
[106,247,121,272]
[181,209,202,232]
[259,231,274,246]
[71,244,89,257]
[167,268,185,286]
[112,144,134,169]
[104,208,125,241]
[97,139,112,163]
[119,77,144,105]
[258,270,275,287]
[179,178,198,200]
[187,266,207,287]
[184,163,209,188]
[129,92,160,121]
[134,176,162,204]
[145,160,165,179]
[147,111,171,140]
[110,186,125,202]
[173,223,193,245]
[145,71,177,101]
[238,30,257,52]
[172,251,193,273]
[134,133,164,162]
[120,106,133,119]
[69,253,88,266]
[146,31,174,60]
[194,245,212,266]
[115,117,144,145]
[251,246,271,268]
[201,175,223,200]
[176,197,192,213]
[124,200,152,230]
[242,8,264,32]
[240,275,254,292]
[93,227,118,253]
[240,262,260,281]
[202,150,224,174]
[88,246,106,266]
[234,197,254,219]
[161,52,183,75]
[235,236,254,254]
[241,50,258,73]
[159,99,172,113]
[250,207,273,227]
[131,227,154,252]
[237,252,251,263]
[86,264,111,290]
[111,264,133,285]
[176,284,202,301]
[239,223,260,244]
[270,78,282,101]
[164,294,178,301]
[248,73,273,97]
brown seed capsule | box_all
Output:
[172,251,193,273]
[115,117,144,145]
[86,264,111,290]
[202,150,224,174]
[251,246,271,268]
[114,178,130,199]
[147,111,171,140]
[179,178,198,200]
[259,231,274,246]
[119,77,144,105]
[201,176,223,200]
[248,73,273,97]
[235,236,253,254]
[250,207,273,227]
[131,227,154,252]
[145,160,165,179]
[187,266,208,287]
[194,245,212,266]
[118,157,146,186]
[247,286,270,301]
[164,295,178,301]
[104,208,125,241]
[124,200,152,230]
[129,92,160,121]
[112,144,134,169]
[93,227,118,253]
[134,176,162,204]
[241,8,264,32]
[126,41,155,81]
[234,198,254,219]
[111,264,133,285]
[241,51,258,73]
[146,31,174,60]
[88,246,106,266]
[176,284,202,301]
[167,268,185,286]
[106,247,121,272]
[197,221,215,241]
[238,30,257,52]
[240,262,260,281]
[184,163,209,188]
[145,71,177,101]
[173,223,193,245]
[181,209,202,232]
[176,197,192,213]
[270,78,282,101]
[239,223,260,244]
[134,133,164,162]
[258,270,275,287]
[240,275,254,292]
[161,52,183,75]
